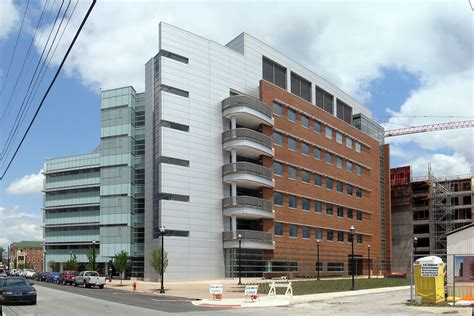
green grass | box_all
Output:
[250,278,410,296]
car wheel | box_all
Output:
[99,285,104,289]
[74,282,78,287]
[31,300,37,305]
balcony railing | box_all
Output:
[223,196,272,213]
[222,128,272,149]
[222,230,273,244]
[222,95,272,119]
[222,162,272,181]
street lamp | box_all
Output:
[349,225,356,291]
[367,245,371,279]
[160,226,166,294]
[316,239,321,280]
[237,233,242,285]
[413,236,418,260]
[92,240,96,271]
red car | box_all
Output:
[59,270,78,285]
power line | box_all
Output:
[0,0,96,180]
[0,0,30,96]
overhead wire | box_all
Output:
[0,0,97,180]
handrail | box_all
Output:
[222,95,272,118]
[222,196,272,212]
[222,229,273,243]
[222,128,272,148]
[222,162,272,180]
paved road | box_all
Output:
[1,282,228,315]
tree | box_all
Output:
[65,254,78,270]
[48,260,56,272]
[150,248,168,281]
[86,247,97,271]
[13,257,17,269]
[0,246,4,262]
[113,251,130,286]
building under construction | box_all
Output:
[390,166,473,273]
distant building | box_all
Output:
[447,224,474,297]
[9,241,44,271]
[391,166,473,273]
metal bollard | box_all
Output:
[132,281,137,291]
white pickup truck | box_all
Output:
[74,271,106,289]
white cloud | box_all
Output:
[0,0,19,40]
[6,169,44,196]
[408,152,471,178]
[0,206,42,250]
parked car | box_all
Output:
[46,272,60,283]
[59,270,78,285]
[74,271,106,289]
[0,277,36,305]
[39,272,50,282]
[24,269,36,279]
[0,268,6,277]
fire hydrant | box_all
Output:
[132,281,137,291]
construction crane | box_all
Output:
[384,120,474,137]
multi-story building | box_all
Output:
[390,166,473,273]
[44,22,391,280]
[43,87,145,276]
[9,241,44,272]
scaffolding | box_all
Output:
[428,165,454,255]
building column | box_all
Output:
[231,149,237,164]
[231,116,236,130]
[59,262,64,272]
[232,215,237,239]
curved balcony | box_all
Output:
[223,196,274,219]
[222,128,274,158]
[223,230,275,250]
[222,95,273,128]
[222,162,274,189]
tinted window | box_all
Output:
[314,147,321,160]
[356,165,362,175]
[326,203,333,215]
[289,224,297,237]
[288,137,297,150]
[314,121,321,133]
[316,86,334,114]
[302,198,310,210]
[326,152,333,164]
[289,195,297,208]
[274,192,283,206]
[302,143,310,155]
[273,102,283,116]
[325,126,332,139]
[338,231,344,242]
[263,57,287,89]
[315,201,322,213]
[274,222,284,236]
[274,162,283,176]
[288,166,297,179]
[288,108,296,122]
[337,99,353,124]
[355,142,361,153]
[301,115,309,128]
[327,230,334,241]
[326,178,333,189]
[337,181,343,192]
[346,137,352,148]
[336,132,343,144]
[314,174,322,186]
[347,209,353,218]
[347,161,353,172]
[356,188,362,198]
[347,184,353,195]
[302,170,310,183]
[303,226,311,239]
[291,72,311,102]
[337,156,343,168]
[315,228,323,240]
[337,206,344,217]
[357,211,363,221]
[274,132,283,146]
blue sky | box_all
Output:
[0,0,472,248]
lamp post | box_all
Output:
[413,236,418,260]
[316,239,321,280]
[92,240,96,271]
[237,233,242,285]
[70,251,72,260]
[410,236,418,302]
[160,225,166,294]
[367,245,371,279]
[349,225,356,291]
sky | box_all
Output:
[0,0,472,250]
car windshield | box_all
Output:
[2,278,28,287]
[85,272,98,276]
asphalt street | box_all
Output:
[1,282,228,315]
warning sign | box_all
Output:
[420,263,440,277]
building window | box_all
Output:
[346,161,353,172]
[355,165,362,176]
[273,101,283,116]
[302,143,310,155]
[315,201,323,213]
[336,156,343,169]
[160,85,189,97]
[289,195,297,208]
[275,222,284,236]
[274,192,283,206]
[315,86,334,114]
[336,132,343,144]
[357,210,363,221]
[346,137,352,149]
[315,228,323,240]
[302,170,310,183]
[355,142,361,153]
[289,224,297,237]
[314,147,321,160]
[347,208,353,219]
[327,230,334,241]
[326,178,333,190]
[314,174,322,186]
[326,152,333,164]
[302,226,311,239]
[338,231,344,242]
[301,115,309,128]
[288,108,296,122]
[328,262,344,272]
[288,166,297,180]
[314,121,321,133]
[161,50,189,64]
[302,198,310,210]
[291,72,312,102]
[337,99,353,124]
[337,206,344,217]
[325,126,332,139]
[347,184,353,196]
[326,203,333,215]
[288,137,297,151]
[263,57,287,89]
[337,181,343,192]
[274,162,283,176]
[357,234,363,244]
[356,188,362,198]
[274,132,283,146]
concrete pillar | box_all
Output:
[231,116,237,129]
[232,215,237,239]
[231,149,237,163]
[231,182,237,198]
[59,262,64,272]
